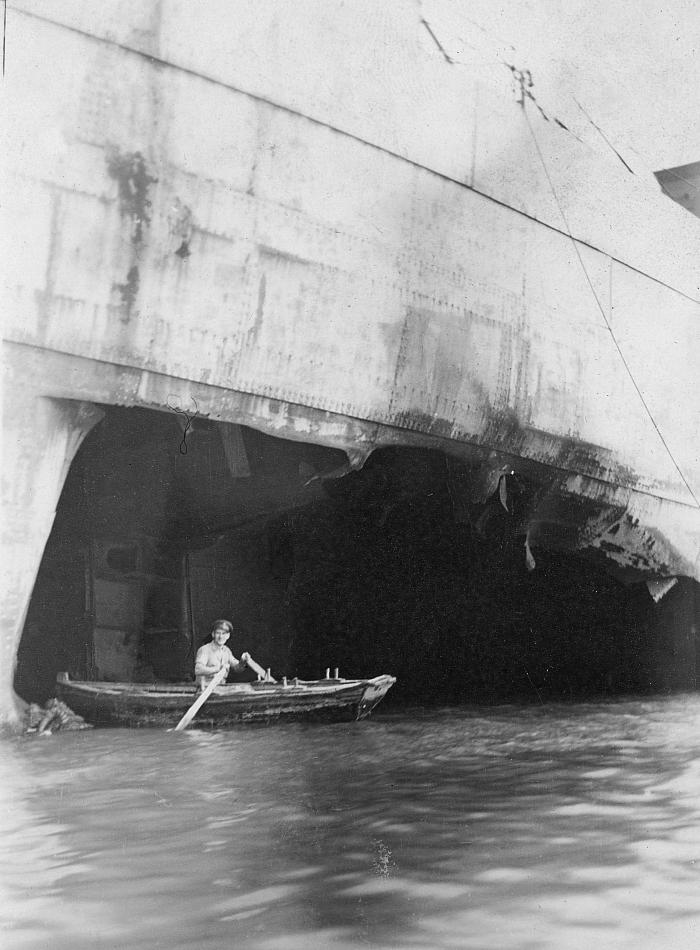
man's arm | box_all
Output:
[228,649,250,673]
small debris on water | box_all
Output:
[372,839,395,877]
[24,699,93,735]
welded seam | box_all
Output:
[2,0,7,75]
[524,107,700,510]
[12,6,700,306]
[5,336,699,511]
[572,98,635,175]
[420,18,454,63]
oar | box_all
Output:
[173,665,228,731]
[243,653,277,683]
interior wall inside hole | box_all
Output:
[14,408,699,705]
[13,404,348,701]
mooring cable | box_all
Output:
[523,105,700,510]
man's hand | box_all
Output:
[240,652,251,665]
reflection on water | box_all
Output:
[2,696,700,949]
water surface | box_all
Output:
[2,696,700,949]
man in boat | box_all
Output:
[194,619,250,691]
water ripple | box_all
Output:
[2,697,700,949]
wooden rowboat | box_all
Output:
[56,672,396,728]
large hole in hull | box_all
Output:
[14,406,699,706]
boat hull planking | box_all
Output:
[55,673,396,728]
